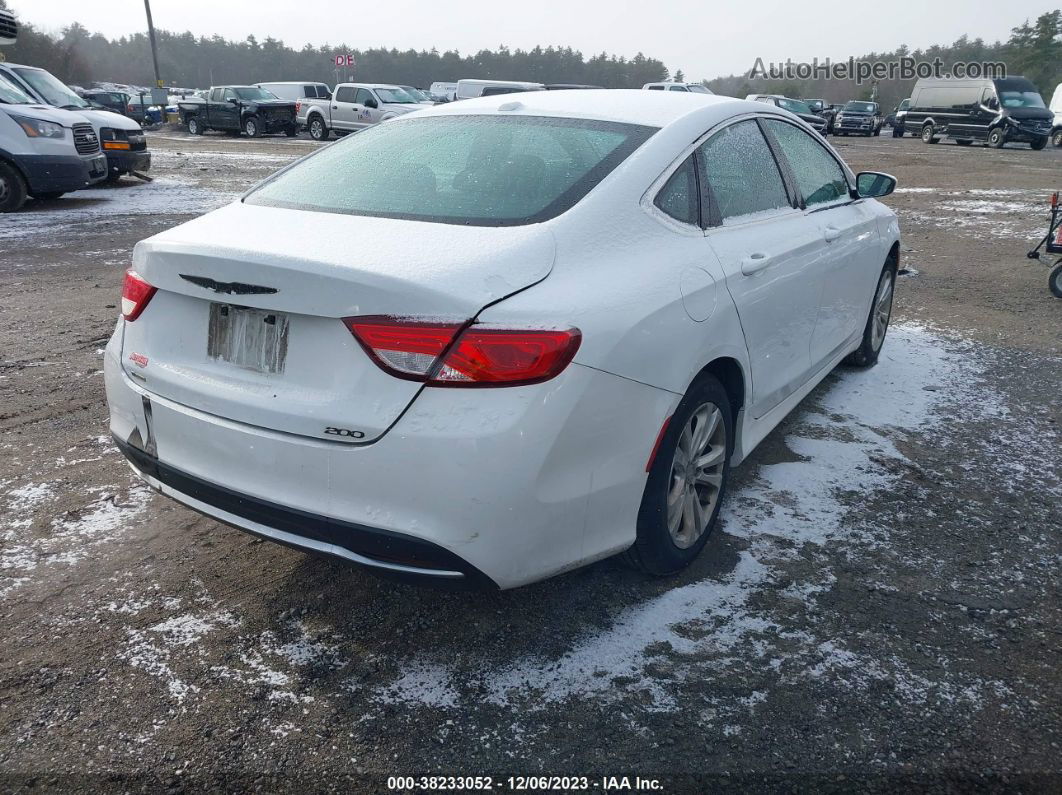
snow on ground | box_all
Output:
[0,178,240,241]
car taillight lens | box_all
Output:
[121,270,156,321]
[295,101,302,114]
[344,316,581,387]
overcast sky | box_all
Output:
[9,0,1058,80]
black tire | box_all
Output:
[243,116,261,138]
[987,128,1005,148]
[874,127,881,137]
[308,116,329,141]
[285,126,298,137]
[105,170,124,183]
[0,160,28,213]
[1029,136,1047,151]
[845,258,897,367]
[1052,129,1062,148]
[921,124,938,144]
[1049,261,1062,299]
[955,139,972,146]
[187,117,203,135]
[892,127,903,138]
[625,373,733,576]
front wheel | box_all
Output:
[921,124,938,144]
[243,116,260,138]
[892,127,903,138]
[1029,136,1047,151]
[0,160,28,213]
[845,262,896,367]
[987,128,1005,148]
[1050,260,1062,299]
[626,374,733,576]
[308,117,329,141]
[187,117,202,135]
[1052,129,1062,148]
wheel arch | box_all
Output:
[0,151,30,185]
[693,356,746,417]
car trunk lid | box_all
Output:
[120,201,555,443]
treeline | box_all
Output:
[0,8,670,89]
[707,10,1061,109]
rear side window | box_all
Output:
[303,85,317,97]
[648,85,664,91]
[246,115,657,226]
[654,156,699,225]
[698,120,790,222]
[668,85,688,92]
[762,120,848,207]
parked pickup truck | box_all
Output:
[179,86,298,138]
[296,83,422,141]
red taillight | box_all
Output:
[121,270,156,321]
[295,100,302,114]
[344,316,581,387]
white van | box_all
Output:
[0,71,107,211]
[0,7,17,45]
[0,62,149,182]
[255,81,331,102]
[1050,84,1062,148]
[454,79,545,100]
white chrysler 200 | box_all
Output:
[105,90,899,589]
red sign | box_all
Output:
[333,54,355,67]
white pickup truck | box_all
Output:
[296,83,422,141]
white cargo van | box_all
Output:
[0,62,149,182]
[428,81,458,101]
[454,79,545,100]
[0,71,107,211]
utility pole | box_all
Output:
[143,0,162,88]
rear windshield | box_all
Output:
[245,115,657,226]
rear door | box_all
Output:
[330,85,361,131]
[701,117,827,419]
[762,118,880,366]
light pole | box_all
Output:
[143,0,162,88]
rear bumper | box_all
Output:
[104,324,675,588]
[113,434,496,587]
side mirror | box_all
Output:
[855,171,896,199]
[364,97,378,109]
[229,97,240,105]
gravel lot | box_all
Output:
[1,129,1060,792]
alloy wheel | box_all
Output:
[667,402,727,549]
[0,175,9,203]
[871,270,894,351]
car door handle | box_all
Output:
[823,226,841,243]
[332,105,338,109]
[740,253,773,275]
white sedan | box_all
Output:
[105,90,900,589]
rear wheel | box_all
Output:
[0,160,28,213]
[1052,129,1062,148]
[845,260,896,367]
[892,126,903,138]
[308,116,329,141]
[626,374,733,576]
[987,128,1005,148]
[921,124,938,144]
[1030,136,1047,151]
[1050,261,1062,299]
[243,116,260,138]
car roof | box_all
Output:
[411,88,753,128]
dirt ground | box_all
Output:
[0,129,1060,792]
